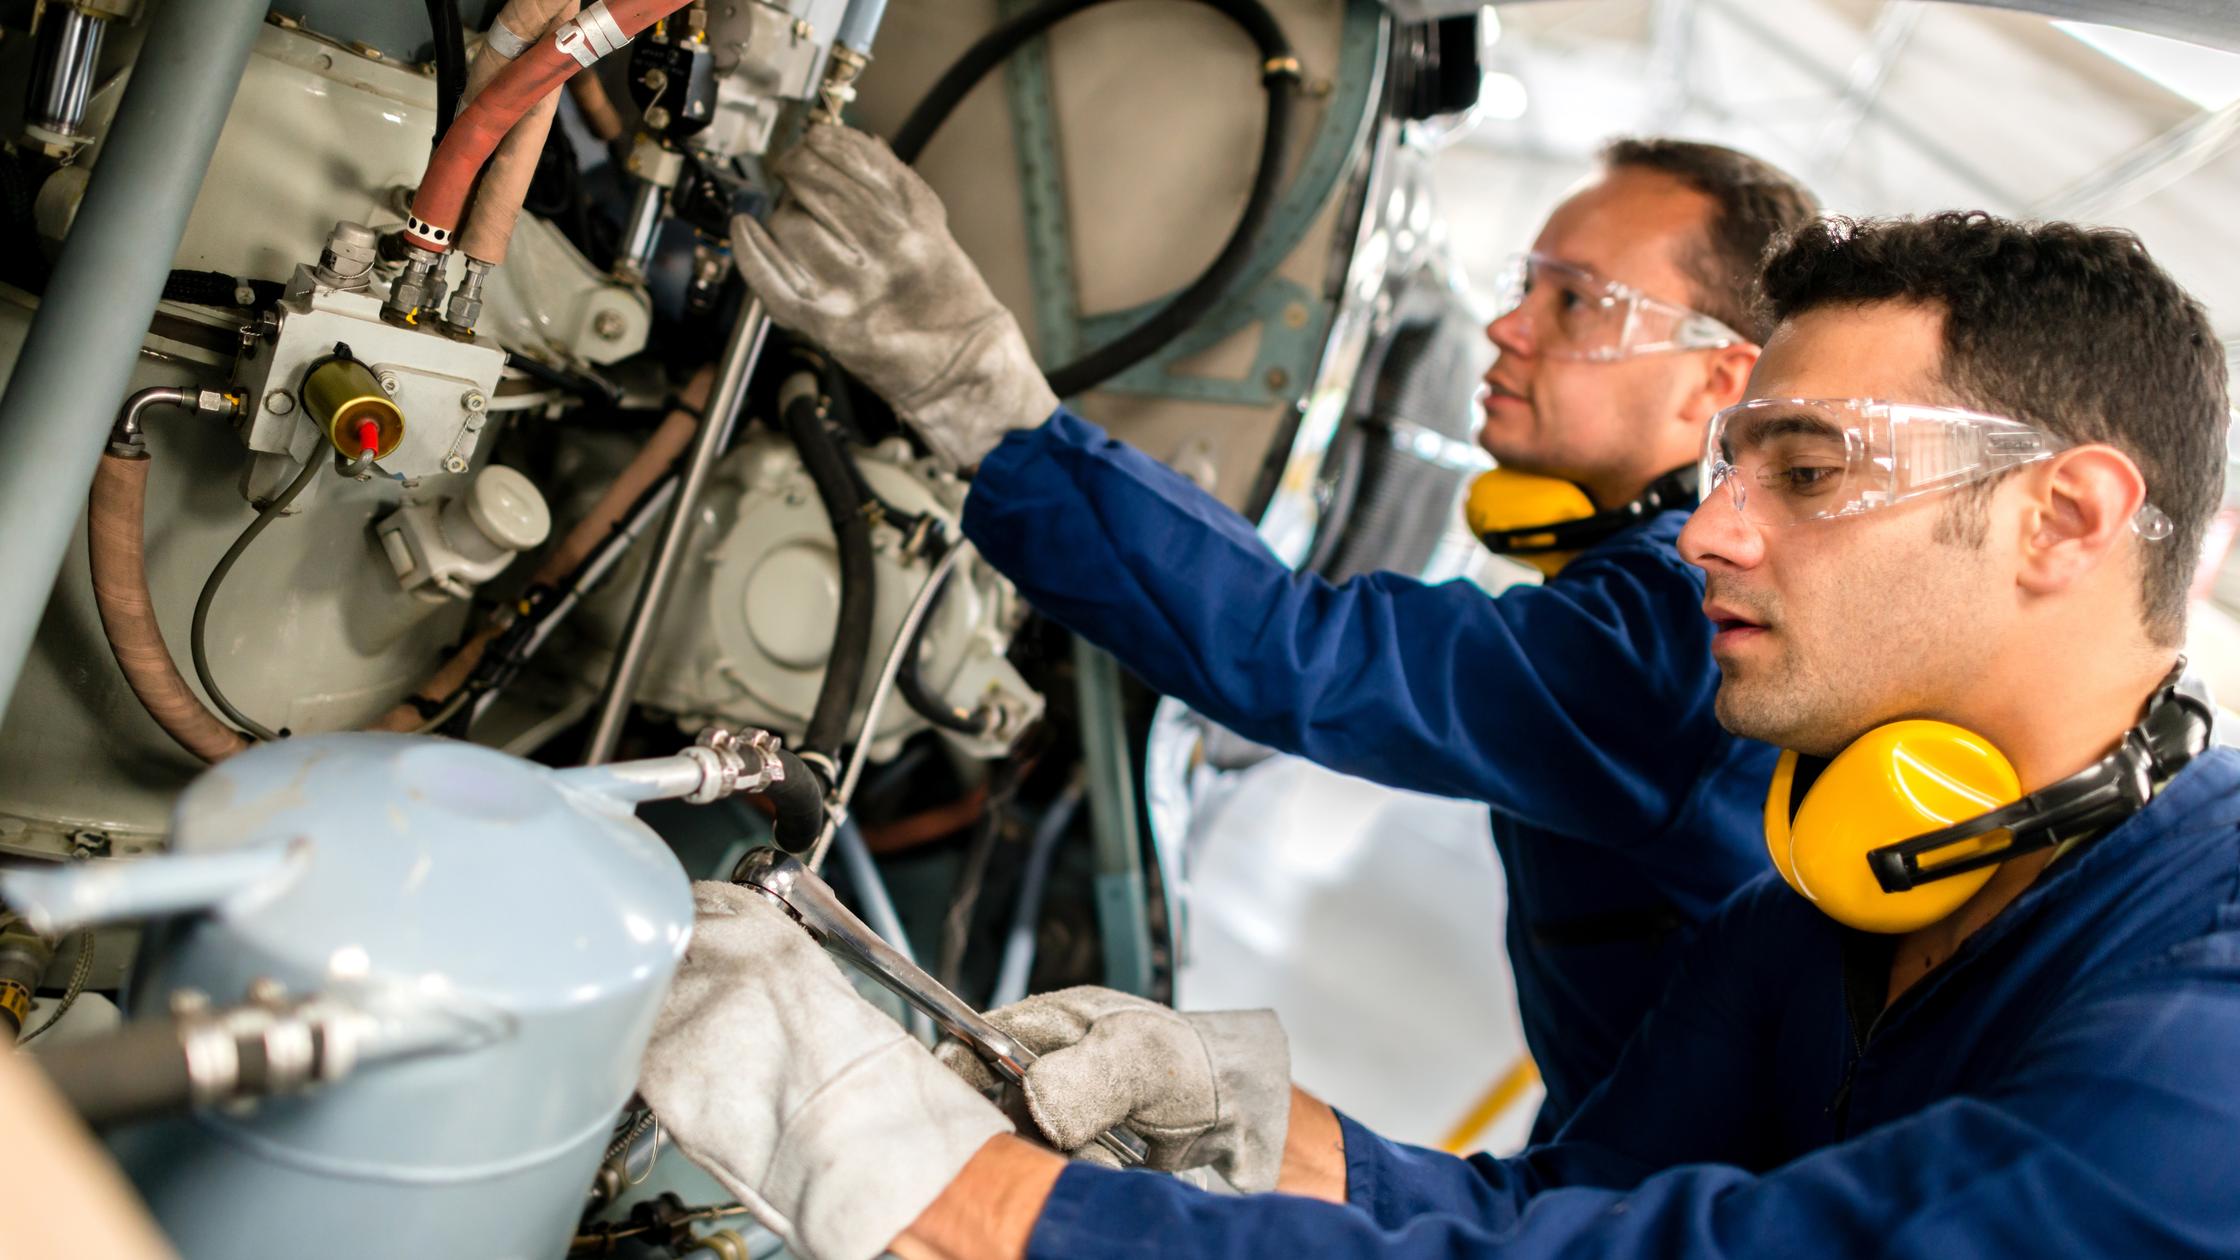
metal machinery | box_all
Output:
[0,0,1491,1253]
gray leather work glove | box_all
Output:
[638,882,1012,1260]
[934,986,1292,1193]
[732,124,1059,471]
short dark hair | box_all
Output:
[1762,212,2230,646]
[1600,137,1821,343]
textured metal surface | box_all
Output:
[107,733,692,1260]
[0,0,265,718]
[1007,0,1388,406]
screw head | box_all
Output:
[462,390,486,412]
[378,373,401,394]
[643,105,672,131]
[1264,366,1291,391]
[593,310,627,340]
[246,976,287,1006]
[464,412,486,432]
[445,455,469,474]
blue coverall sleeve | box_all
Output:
[964,411,1723,839]
[1023,968,2240,1260]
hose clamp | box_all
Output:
[685,726,785,803]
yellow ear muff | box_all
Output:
[1464,469,1598,578]
[1770,721,2022,935]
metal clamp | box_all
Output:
[681,726,785,804]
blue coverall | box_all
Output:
[964,412,1776,1130]
[1025,747,2240,1259]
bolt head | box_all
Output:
[1264,366,1291,391]
[246,976,287,1006]
[462,390,487,412]
[593,310,627,340]
[378,373,401,394]
[445,455,469,474]
[644,105,672,131]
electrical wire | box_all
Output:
[426,0,468,144]
[189,452,326,743]
[407,688,472,736]
[808,541,971,871]
[18,931,95,1045]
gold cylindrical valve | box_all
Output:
[301,358,405,460]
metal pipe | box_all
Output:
[991,778,1085,1009]
[835,0,889,54]
[617,179,666,280]
[581,298,771,764]
[0,0,267,717]
[24,6,105,146]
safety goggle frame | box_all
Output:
[1700,397,2175,539]
[1491,252,1746,362]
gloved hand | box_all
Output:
[638,882,1011,1260]
[934,986,1291,1192]
[732,124,1059,471]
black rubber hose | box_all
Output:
[161,269,285,310]
[505,350,622,405]
[895,573,994,736]
[889,0,1298,398]
[190,452,326,743]
[34,1018,196,1130]
[779,370,877,762]
[764,746,828,855]
[426,0,468,145]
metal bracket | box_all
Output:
[1000,0,1388,407]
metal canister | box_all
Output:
[105,733,693,1259]
[301,357,405,459]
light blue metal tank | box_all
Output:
[105,732,695,1260]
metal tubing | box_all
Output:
[25,6,105,141]
[581,299,771,763]
[991,778,1085,1009]
[617,179,666,279]
[835,0,890,54]
[0,0,267,717]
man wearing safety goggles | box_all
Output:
[710,122,1822,1139]
[640,211,2240,1260]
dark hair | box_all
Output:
[1762,212,2230,646]
[1599,137,1821,343]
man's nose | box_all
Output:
[1486,304,1536,358]
[1679,475,1765,573]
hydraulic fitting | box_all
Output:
[303,357,405,460]
[0,916,54,1043]
[442,257,493,337]
[382,245,445,326]
[681,726,787,805]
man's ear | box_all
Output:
[1683,342,1761,426]
[2016,445,2150,598]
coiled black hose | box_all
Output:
[779,366,876,762]
[890,0,1298,398]
[894,572,994,736]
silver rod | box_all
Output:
[617,180,666,280]
[25,7,104,140]
[581,299,770,764]
[0,0,267,717]
[576,319,761,763]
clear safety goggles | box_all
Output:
[1490,252,1745,362]
[1701,397,2175,538]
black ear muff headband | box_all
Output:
[1478,465,1698,556]
[1864,666,2216,894]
